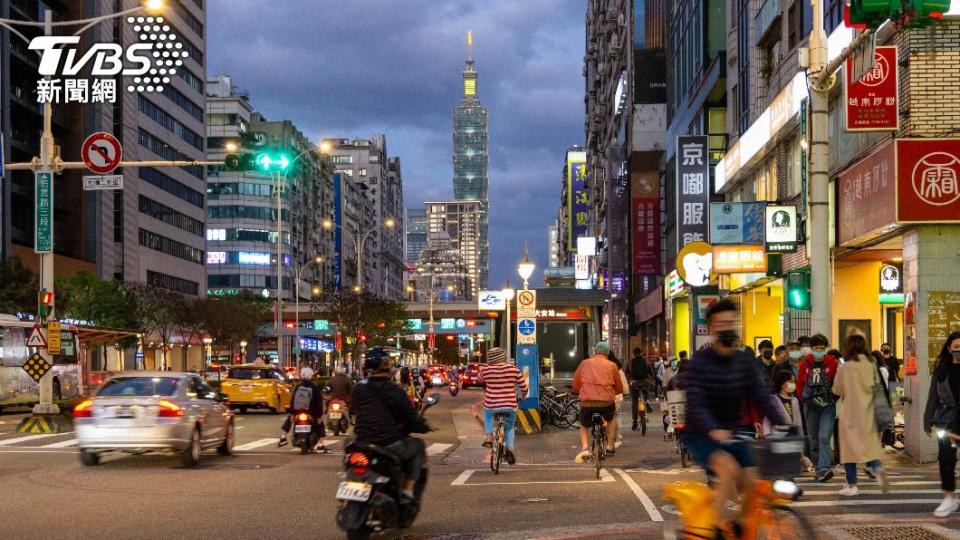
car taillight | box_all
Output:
[297,412,310,422]
[158,399,184,417]
[73,399,94,418]
[331,403,341,411]
[461,375,468,381]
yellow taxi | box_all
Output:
[219,365,292,414]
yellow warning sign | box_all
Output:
[47,321,61,355]
[22,353,51,383]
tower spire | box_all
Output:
[466,31,473,63]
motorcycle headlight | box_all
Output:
[772,480,801,499]
[938,429,947,439]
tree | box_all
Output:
[126,282,183,369]
[312,291,408,364]
[174,296,207,371]
[196,294,271,356]
[0,256,37,315]
[56,271,137,329]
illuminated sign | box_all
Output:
[206,251,226,264]
[207,228,226,241]
[567,151,588,252]
[407,319,423,330]
[312,319,330,331]
[298,337,335,353]
[238,252,271,265]
[879,263,903,304]
[207,288,240,297]
[477,291,506,311]
[675,241,714,287]
[712,245,767,274]
[440,318,456,330]
[765,205,798,252]
[413,333,427,341]
[666,270,686,298]
[464,78,476,96]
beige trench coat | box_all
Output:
[833,355,884,464]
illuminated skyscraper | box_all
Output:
[452,31,489,289]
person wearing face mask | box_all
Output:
[763,370,813,471]
[923,331,960,517]
[773,341,803,382]
[755,340,776,385]
[881,343,901,383]
[684,299,789,538]
[797,333,839,482]
[774,345,788,364]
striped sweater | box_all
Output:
[478,363,529,409]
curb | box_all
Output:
[517,408,542,434]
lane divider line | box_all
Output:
[0,433,66,446]
[427,443,454,456]
[233,438,278,451]
[43,439,78,448]
[613,468,664,522]
[451,469,475,486]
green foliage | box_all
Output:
[0,256,37,314]
[56,271,137,329]
[312,290,409,353]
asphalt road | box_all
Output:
[2,390,960,540]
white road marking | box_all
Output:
[451,468,615,486]
[0,449,79,454]
[427,443,453,456]
[321,438,343,446]
[452,470,474,485]
[42,439,78,448]
[797,480,939,487]
[233,438,278,451]
[793,498,945,507]
[800,488,942,496]
[614,468,664,522]
[0,433,68,446]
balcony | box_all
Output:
[755,0,784,47]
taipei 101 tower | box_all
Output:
[452,31,489,289]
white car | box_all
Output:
[74,371,235,467]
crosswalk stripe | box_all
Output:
[427,443,453,456]
[0,433,66,446]
[797,480,938,487]
[42,439,78,448]
[801,488,942,496]
[321,439,343,446]
[793,498,944,507]
[233,438,277,451]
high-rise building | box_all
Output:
[425,200,481,300]
[323,137,405,300]
[204,75,333,301]
[452,31,489,289]
[404,208,427,264]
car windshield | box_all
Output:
[98,377,179,397]
[228,368,272,380]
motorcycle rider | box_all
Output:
[278,367,327,452]
[352,347,431,502]
[327,367,352,403]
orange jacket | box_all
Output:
[572,355,624,404]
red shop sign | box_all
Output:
[632,171,661,276]
[845,46,898,132]
[837,140,895,245]
[896,139,960,223]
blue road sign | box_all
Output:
[518,319,536,336]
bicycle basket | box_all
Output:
[748,436,805,478]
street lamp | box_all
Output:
[502,285,516,360]
[323,217,396,294]
[293,255,324,364]
[517,245,536,291]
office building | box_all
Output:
[424,200,481,300]
[405,207,427,265]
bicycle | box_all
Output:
[631,381,651,436]
[665,390,691,467]
[589,412,606,480]
[539,386,580,429]
[662,434,814,539]
[490,411,508,474]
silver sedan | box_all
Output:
[74,371,235,467]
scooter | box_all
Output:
[335,393,440,540]
[448,378,460,397]
[327,398,351,436]
[292,410,320,455]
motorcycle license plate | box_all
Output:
[294,424,312,433]
[336,481,372,502]
[328,412,342,420]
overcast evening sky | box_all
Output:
[207,0,586,289]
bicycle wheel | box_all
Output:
[640,411,648,436]
[491,423,505,474]
[592,427,604,479]
[756,505,817,540]
[561,402,581,429]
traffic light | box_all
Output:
[254,151,291,173]
[906,0,949,26]
[846,0,948,29]
[38,289,54,319]
[223,153,256,171]
[785,272,811,310]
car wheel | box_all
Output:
[217,422,235,456]
[80,449,100,467]
[181,426,201,467]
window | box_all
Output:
[178,66,204,94]
[332,155,353,164]
[207,113,239,127]
[207,205,289,222]
[171,0,204,36]
[177,35,204,65]
[358,168,367,176]
[788,0,803,49]
[147,270,199,295]
[139,130,204,179]
[139,228,204,264]
[139,196,204,236]
[140,167,204,206]
[160,84,203,122]
[139,96,204,150]
[98,377,179,396]
[736,0,751,135]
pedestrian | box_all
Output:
[871,350,890,385]
[764,369,814,471]
[774,345,788,365]
[662,356,678,391]
[832,334,889,496]
[572,342,624,462]
[923,331,960,517]
[881,343,901,383]
[626,347,654,431]
[756,339,776,385]
[797,333,839,482]
[774,341,802,381]
[653,355,666,398]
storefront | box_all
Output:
[663,271,690,357]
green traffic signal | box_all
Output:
[255,152,291,172]
[785,272,810,310]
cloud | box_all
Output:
[207,0,585,285]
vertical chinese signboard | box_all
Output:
[845,46,898,132]
[676,135,710,251]
[631,171,660,275]
[567,151,588,259]
[35,171,53,253]
[895,139,960,223]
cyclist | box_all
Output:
[627,347,653,431]
[477,347,529,464]
[685,299,788,538]
[572,341,624,462]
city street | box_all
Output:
[2,389,959,540]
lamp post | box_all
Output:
[502,285,516,360]
[517,245,536,291]
[293,255,324,365]
[0,0,189,416]
[323,217,396,294]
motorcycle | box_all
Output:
[327,398,351,436]
[335,393,440,540]
[292,410,320,455]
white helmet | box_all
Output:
[300,367,315,380]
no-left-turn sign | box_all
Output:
[82,132,123,174]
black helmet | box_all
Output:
[363,347,390,372]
